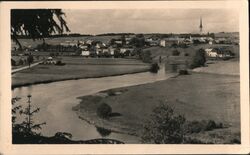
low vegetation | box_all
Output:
[96,103,112,119]
[190,48,206,69]
[12,58,150,88]
[150,63,160,73]
[142,103,186,144]
[142,103,228,144]
[178,69,189,75]
[74,73,240,144]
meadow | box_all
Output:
[11,35,122,49]
[74,72,240,143]
[12,57,150,88]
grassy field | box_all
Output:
[12,35,123,49]
[12,57,150,88]
[74,72,240,143]
[144,44,239,61]
[193,59,239,76]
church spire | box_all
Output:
[199,17,203,34]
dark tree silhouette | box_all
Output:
[11,9,70,50]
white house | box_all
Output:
[120,47,133,54]
[81,50,90,57]
[205,48,223,58]
[108,47,116,56]
[79,45,88,50]
[114,40,123,44]
[160,37,182,47]
[125,37,132,44]
[102,48,109,53]
[160,40,166,47]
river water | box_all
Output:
[12,65,175,143]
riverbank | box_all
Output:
[12,58,150,89]
[192,58,239,76]
[73,71,240,144]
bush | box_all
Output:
[185,120,224,134]
[185,120,207,133]
[172,50,180,56]
[179,69,188,75]
[96,103,112,119]
[107,90,116,96]
[150,63,160,73]
[142,103,186,144]
[18,59,24,65]
[205,120,217,131]
[55,60,66,66]
[190,48,206,69]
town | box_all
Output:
[11,32,238,66]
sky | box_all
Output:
[63,9,239,34]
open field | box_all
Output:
[193,59,239,76]
[12,57,150,88]
[12,35,123,49]
[74,72,240,143]
[144,44,239,61]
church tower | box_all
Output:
[199,17,203,34]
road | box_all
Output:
[12,61,43,74]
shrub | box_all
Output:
[96,127,111,137]
[96,103,112,119]
[185,120,223,134]
[19,59,24,65]
[172,50,180,56]
[230,138,241,144]
[205,120,217,131]
[190,48,206,69]
[55,60,66,66]
[107,90,116,96]
[150,63,160,73]
[179,69,188,75]
[142,103,186,144]
[185,120,206,133]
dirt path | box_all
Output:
[12,61,43,74]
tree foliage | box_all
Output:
[142,103,186,144]
[12,95,46,138]
[190,48,206,69]
[96,103,112,119]
[11,9,70,49]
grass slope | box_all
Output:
[74,73,240,143]
[12,58,150,88]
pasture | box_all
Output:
[76,73,240,143]
[12,57,150,88]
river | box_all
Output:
[12,65,175,143]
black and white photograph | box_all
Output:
[0,0,249,154]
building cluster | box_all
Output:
[204,48,235,59]
[11,31,239,59]
[77,38,135,57]
[159,34,238,48]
